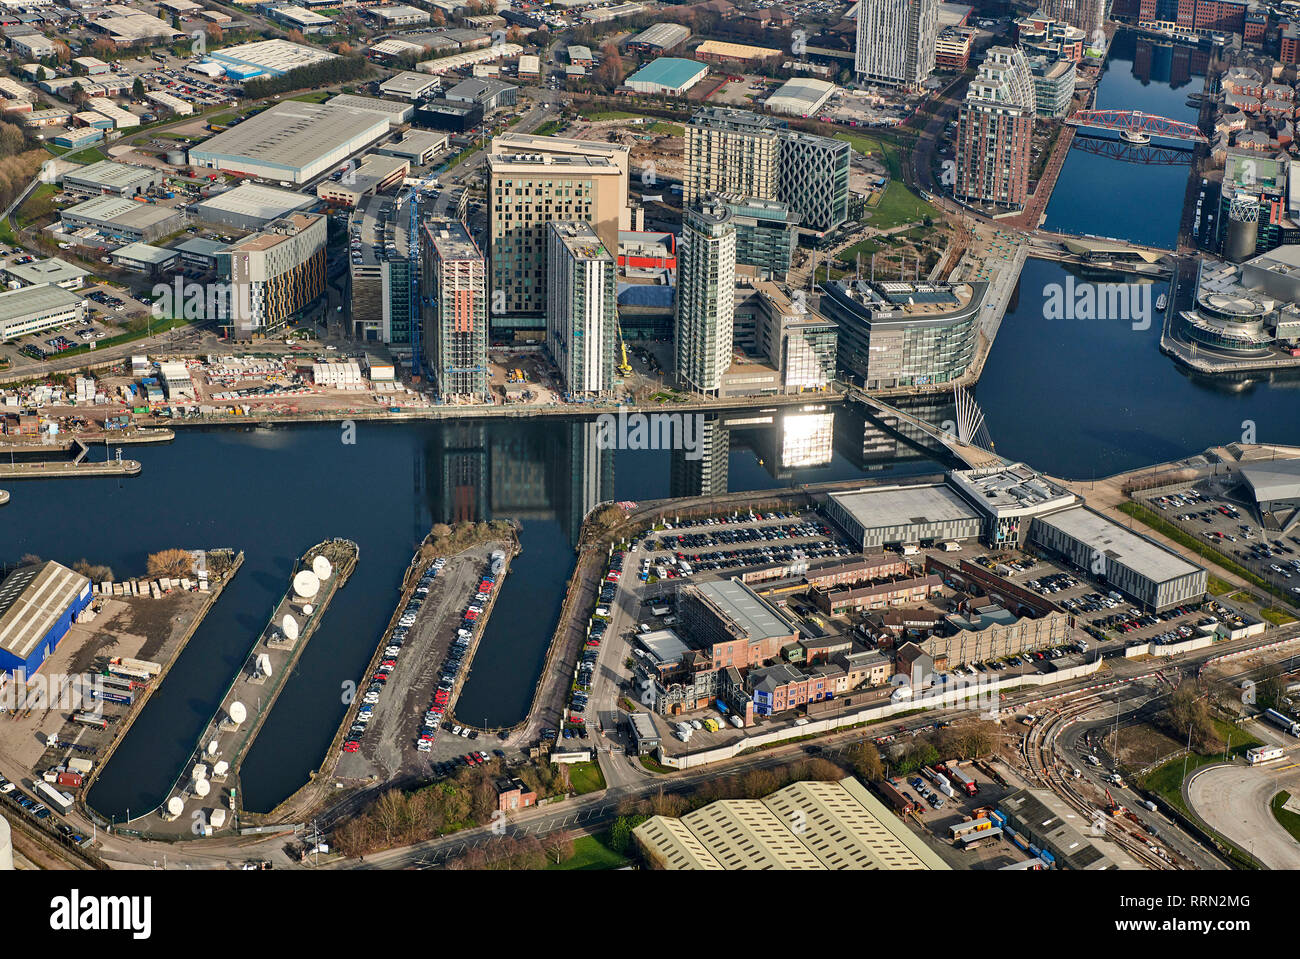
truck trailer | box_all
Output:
[34,780,73,815]
[1262,708,1300,737]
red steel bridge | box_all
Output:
[1065,109,1208,143]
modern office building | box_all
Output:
[948,463,1079,546]
[1029,506,1208,610]
[492,131,634,230]
[1040,0,1104,38]
[315,154,410,207]
[374,129,449,165]
[826,483,983,550]
[733,280,839,392]
[685,108,849,232]
[1027,56,1076,118]
[819,278,987,390]
[216,212,327,339]
[0,284,85,340]
[778,131,850,233]
[716,194,799,280]
[348,194,416,349]
[487,152,625,334]
[955,46,1035,209]
[2,258,88,291]
[684,107,782,205]
[188,101,390,185]
[675,200,737,395]
[59,195,185,244]
[855,0,939,87]
[546,221,618,396]
[421,219,489,400]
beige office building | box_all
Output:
[684,107,781,204]
[487,152,625,332]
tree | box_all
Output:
[848,741,884,781]
[73,559,114,582]
[206,22,223,43]
[132,76,146,101]
[596,43,625,90]
[541,830,574,865]
[1157,681,1223,754]
[285,29,306,45]
[147,548,194,578]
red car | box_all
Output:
[342,740,360,752]
[372,673,388,683]
[420,732,435,742]
[479,581,493,592]
[430,703,445,714]
[464,610,479,621]
[381,659,397,668]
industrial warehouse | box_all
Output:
[187,101,392,185]
[0,561,92,680]
[825,483,984,550]
[191,183,318,232]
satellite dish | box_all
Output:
[206,740,218,757]
[256,653,273,678]
[282,615,299,641]
[194,778,211,798]
[167,796,184,817]
[312,555,333,579]
[213,760,229,777]
[303,604,314,616]
[293,570,321,599]
[228,701,247,725]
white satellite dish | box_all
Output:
[194,778,211,798]
[303,604,314,616]
[167,796,184,817]
[293,570,320,599]
[228,701,247,725]
[213,760,229,777]
[256,653,273,677]
[312,555,333,580]
[206,740,218,757]
[282,615,299,641]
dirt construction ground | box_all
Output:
[563,117,684,183]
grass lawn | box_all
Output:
[288,90,332,103]
[1271,791,1300,843]
[14,182,58,230]
[533,119,565,136]
[48,316,195,362]
[651,120,684,136]
[639,754,675,774]
[1207,575,1234,596]
[582,110,644,121]
[566,761,606,795]
[1260,606,1297,626]
[833,131,905,179]
[866,181,939,230]
[0,218,16,246]
[545,831,629,870]
[838,237,882,263]
[1139,720,1261,815]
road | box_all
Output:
[1186,760,1300,869]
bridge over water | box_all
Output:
[845,387,1005,470]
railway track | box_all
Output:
[1021,696,1177,870]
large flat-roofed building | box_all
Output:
[216,212,327,339]
[365,3,430,26]
[0,561,92,680]
[636,777,950,870]
[374,129,448,165]
[778,131,850,233]
[491,130,633,229]
[685,107,782,204]
[626,21,690,53]
[766,77,838,116]
[421,218,488,400]
[62,159,161,197]
[1028,506,1207,610]
[264,4,335,33]
[188,101,391,184]
[378,71,441,101]
[88,11,180,45]
[819,279,986,390]
[624,57,708,95]
[443,77,518,111]
[316,154,409,207]
[192,183,317,232]
[998,789,1132,869]
[0,283,85,340]
[1239,459,1300,520]
[110,241,178,276]
[144,89,192,116]
[60,194,185,243]
[826,483,983,550]
[948,463,1079,546]
[2,257,88,290]
[413,97,482,132]
[679,577,799,671]
[487,152,626,332]
[205,39,337,78]
[324,93,414,127]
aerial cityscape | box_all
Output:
[0,0,1294,927]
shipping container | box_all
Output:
[947,764,978,796]
[56,771,83,789]
[872,779,917,814]
[34,780,73,815]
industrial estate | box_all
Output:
[0,0,1296,922]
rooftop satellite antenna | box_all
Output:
[293,570,321,600]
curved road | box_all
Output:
[1186,761,1300,869]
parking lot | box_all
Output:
[1140,484,1300,598]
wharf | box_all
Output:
[115,539,358,839]
[0,458,140,479]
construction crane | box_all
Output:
[617,326,632,378]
